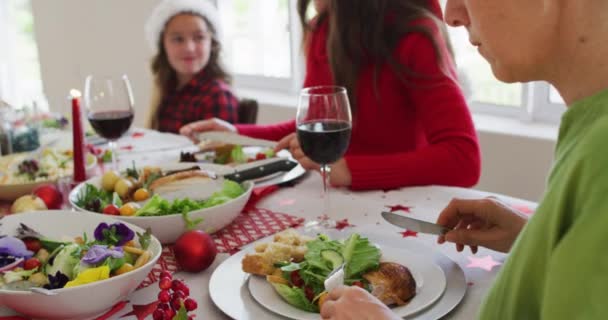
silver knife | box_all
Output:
[381,212,449,235]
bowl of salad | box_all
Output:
[0,210,162,320]
[0,148,97,201]
[69,162,254,244]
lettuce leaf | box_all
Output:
[342,234,381,279]
[271,283,319,313]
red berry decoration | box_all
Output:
[171,297,183,311]
[160,271,173,280]
[184,298,198,312]
[173,289,186,300]
[158,290,171,303]
[159,277,172,290]
[154,275,197,319]
[152,308,165,320]
[164,308,176,319]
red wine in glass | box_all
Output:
[84,74,135,171]
[297,120,351,164]
[88,111,134,140]
[296,85,352,228]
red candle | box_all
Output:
[71,89,86,182]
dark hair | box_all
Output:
[297,0,454,113]
[148,13,231,129]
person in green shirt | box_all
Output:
[319,0,608,319]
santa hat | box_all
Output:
[145,0,222,53]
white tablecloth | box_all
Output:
[1,141,537,319]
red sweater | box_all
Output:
[237,16,480,190]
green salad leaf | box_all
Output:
[270,233,381,314]
[342,234,381,279]
[137,228,152,250]
[230,145,247,164]
[271,283,319,313]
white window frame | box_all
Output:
[470,81,566,124]
[214,0,305,94]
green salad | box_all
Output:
[271,233,381,312]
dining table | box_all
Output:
[0,129,537,320]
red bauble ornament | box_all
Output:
[173,230,217,272]
[33,184,63,209]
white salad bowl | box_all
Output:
[69,174,254,244]
[0,210,162,320]
[0,152,98,201]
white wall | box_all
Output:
[31,0,159,126]
[30,0,556,202]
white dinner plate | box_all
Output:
[183,147,307,186]
[209,227,466,320]
[248,246,446,319]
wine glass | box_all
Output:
[84,74,134,171]
[296,85,352,228]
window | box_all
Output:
[0,0,44,110]
[215,0,566,123]
[439,0,565,123]
[217,0,303,92]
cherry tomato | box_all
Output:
[352,281,364,288]
[103,204,120,215]
[255,152,267,160]
[290,270,304,287]
[23,257,41,270]
[304,286,315,301]
[23,238,42,252]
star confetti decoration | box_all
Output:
[120,145,134,151]
[131,132,145,138]
[399,230,418,238]
[385,204,413,213]
[120,300,159,320]
[278,198,296,206]
[335,219,355,230]
[466,255,502,272]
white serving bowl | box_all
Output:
[69,172,254,244]
[0,152,98,201]
[0,210,162,320]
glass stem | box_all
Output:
[108,140,118,171]
[320,164,331,216]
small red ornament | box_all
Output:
[33,184,63,209]
[173,230,217,272]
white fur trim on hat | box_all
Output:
[145,0,222,53]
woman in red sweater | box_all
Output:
[181,0,481,190]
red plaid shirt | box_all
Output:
[157,71,238,133]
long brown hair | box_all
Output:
[147,13,231,129]
[297,0,454,113]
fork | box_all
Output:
[324,263,345,292]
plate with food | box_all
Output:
[180,134,307,186]
[0,210,161,320]
[68,162,257,243]
[0,149,97,201]
[209,228,466,320]
[244,231,446,319]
